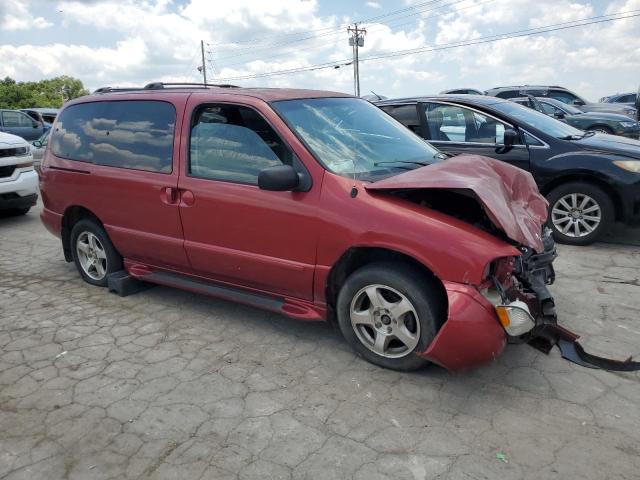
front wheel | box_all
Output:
[336,262,443,371]
[546,182,614,245]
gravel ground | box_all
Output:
[1,205,639,480]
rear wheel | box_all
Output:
[70,219,122,286]
[336,262,442,371]
[546,182,614,245]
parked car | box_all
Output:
[440,88,484,95]
[0,109,45,141]
[31,129,50,168]
[599,92,637,105]
[21,108,59,132]
[0,131,38,215]
[486,85,638,119]
[39,83,569,372]
[513,96,640,138]
[376,94,640,245]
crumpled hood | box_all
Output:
[365,155,549,252]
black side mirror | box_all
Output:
[554,112,565,119]
[32,140,42,148]
[503,128,518,148]
[32,121,40,128]
[258,165,300,191]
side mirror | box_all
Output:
[258,165,300,191]
[32,140,42,148]
[572,99,585,106]
[32,121,40,128]
[553,112,565,119]
[502,128,518,148]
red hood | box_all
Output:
[365,155,548,252]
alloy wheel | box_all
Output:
[76,231,108,280]
[551,193,602,238]
[349,284,420,358]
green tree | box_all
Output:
[0,76,89,109]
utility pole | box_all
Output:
[200,40,207,85]
[347,24,366,97]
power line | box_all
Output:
[212,0,466,65]
[205,0,451,49]
[213,10,640,81]
[215,0,494,70]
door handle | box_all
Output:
[161,186,179,205]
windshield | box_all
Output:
[492,101,585,139]
[271,97,442,180]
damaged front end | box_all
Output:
[485,229,640,371]
[366,155,639,372]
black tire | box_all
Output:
[587,125,613,135]
[546,182,614,246]
[70,219,122,287]
[336,262,443,371]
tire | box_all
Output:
[336,262,443,371]
[546,182,614,246]
[70,219,122,287]
[587,125,613,135]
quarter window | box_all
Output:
[51,101,175,173]
[2,111,33,127]
[424,103,511,145]
[380,105,421,134]
[189,104,291,184]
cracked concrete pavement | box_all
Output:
[1,205,639,480]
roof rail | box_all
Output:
[143,82,240,89]
[93,82,240,94]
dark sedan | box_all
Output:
[513,96,640,139]
[375,95,640,245]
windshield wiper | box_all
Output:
[373,160,431,169]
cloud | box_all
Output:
[366,1,382,8]
[0,0,639,102]
[1,0,52,30]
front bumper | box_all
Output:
[0,169,39,210]
[419,282,507,371]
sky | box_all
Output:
[0,0,639,101]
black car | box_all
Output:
[600,92,637,105]
[375,95,640,245]
[513,96,640,139]
[486,85,638,119]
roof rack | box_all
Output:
[93,82,240,94]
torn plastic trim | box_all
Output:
[529,324,640,372]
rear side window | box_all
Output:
[380,104,421,133]
[495,91,519,99]
[51,101,175,173]
[2,111,33,127]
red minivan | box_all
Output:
[39,83,559,372]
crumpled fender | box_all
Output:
[365,155,548,252]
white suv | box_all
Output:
[0,131,38,215]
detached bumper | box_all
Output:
[419,282,506,371]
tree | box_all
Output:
[0,76,89,109]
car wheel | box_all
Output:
[546,182,614,246]
[70,219,122,286]
[336,262,442,371]
[587,126,613,135]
